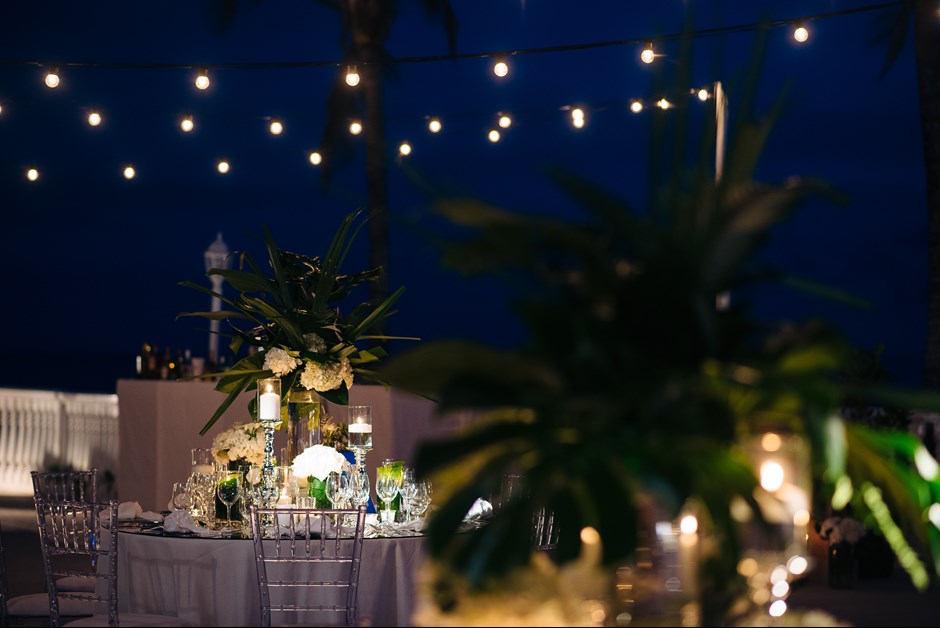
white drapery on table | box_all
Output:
[117,531,427,626]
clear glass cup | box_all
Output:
[171,481,191,511]
[326,472,350,508]
[376,470,401,525]
[400,468,418,522]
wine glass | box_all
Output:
[326,472,350,508]
[376,472,401,525]
[410,480,432,520]
[171,482,191,511]
[400,468,418,522]
[216,470,243,533]
[349,468,370,511]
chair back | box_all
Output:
[31,469,98,504]
[533,507,558,551]
[34,497,118,627]
[249,504,367,627]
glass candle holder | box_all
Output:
[347,405,373,452]
[257,377,282,423]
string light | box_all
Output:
[630,100,644,113]
[123,165,136,180]
[44,67,60,88]
[493,58,509,78]
[269,120,284,135]
[349,120,363,135]
[640,44,655,64]
[180,116,194,132]
[697,88,710,101]
[657,98,672,110]
[194,69,210,90]
[570,107,586,129]
[487,129,501,143]
[26,167,39,182]
[793,24,810,43]
[399,141,412,156]
[87,111,102,126]
[345,65,360,87]
[309,151,322,165]
[498,113,512,129]
[217,160,230,174]
[427,117,442,133]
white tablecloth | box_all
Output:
[117,531,427,626]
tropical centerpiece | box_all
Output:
[378,49,940,626]
[179,210,414,455]
[291,443,349,507]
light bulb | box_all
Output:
[498,114,512,129]
[123,165,136,180]
[87,112,102,126]
[640,45,655,64]
[657,98,672,110]
[629,100,644,113]
[217,160,230,174]
[697,88,709,102]
[573,117,585,129]
[0,103,4,115]
[488,129,500,143]
[493,59,509,77]
[793,25,809,43]
[26,168,39,182]
[345,65,360,87]
[428,118,442,133]
[180,116,194,132]
[399,142,412,156]
[195,71,210,90]
[309,151,322,166]
[269,120,283,135]
[349,121,362,135]
[45,69,60,88]
[571,107,584,119]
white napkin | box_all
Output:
[117,501,163,522]
[163,510,221,537]
[464,498,493,521]
[366,518,426,538]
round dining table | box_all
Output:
[116,528,428,627]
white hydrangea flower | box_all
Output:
[291,444,348,480]
[299,357,351,392]
[211,422,266,467]
[303,333,328,353]
[263,347,301,377]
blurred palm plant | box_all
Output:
[378,36,940,625]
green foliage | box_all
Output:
[178,210,415,435]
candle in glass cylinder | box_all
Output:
[259,392,280,421]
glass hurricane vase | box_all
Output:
[286,388,322,465]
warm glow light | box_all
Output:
[768,600,787,617]
[761,433,782,452]
[428,118,442,133]
[580,526,601,544]
[345,65,360,87]
[737,557,758,577]
[493,59,509,77]
[0,104,4,115]
[87,112,102,126]
[787,555,809,575]
[195,71,210,90]
[399,141,412,156]
[793,509,810,527]
[349,121,362,135]
[657,98,672,110]
[26,168,39,182]
[630,100,643,113]
[488,129,500,143]
[640,45,655,64]
[697,88,710,102]
[771,581,790,598]
[309,151,322,166]
[573,117,585,129]
[760,461,785,492]
[180,116,194,132]
[793,25,809,43]
[679,515,698,535]
[498,114,512,128]
[269,120,283,135]
[123,165,136,180]
[217,160,230,174]
[45,70,60,88]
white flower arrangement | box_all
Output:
[299,357,353,393]
[817,516,868,545]
[262,347,302,377]
[291,444,349,481]
[211,422,266,467]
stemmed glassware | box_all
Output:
[325,472,350,508]
[188,448,216,524]
[376,470,402,525]
[410,480,432,521]
[400,468,418,522]
[216,469,243,534]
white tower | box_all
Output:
[204,233,230,365]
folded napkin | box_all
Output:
[465,498,493,521]
[117,501,163,522]
[366,518,426,538]
[163,510,221,537]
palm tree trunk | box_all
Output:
[915,1,940,389]
[362,59,390,320]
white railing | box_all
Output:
[0,387,119,496]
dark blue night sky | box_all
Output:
[0,1,929,393]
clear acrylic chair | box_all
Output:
[249,504,367,627]
[533,507,558,551]
[34,497,190,627]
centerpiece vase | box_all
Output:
[286,389,323,465]
[306,476,328,508]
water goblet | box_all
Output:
[216,470,243,533]
[349,468,370,510]
[326,472,350,508]
[400,468,418,522]
[376,472,401,525]
[411,480,432,520]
